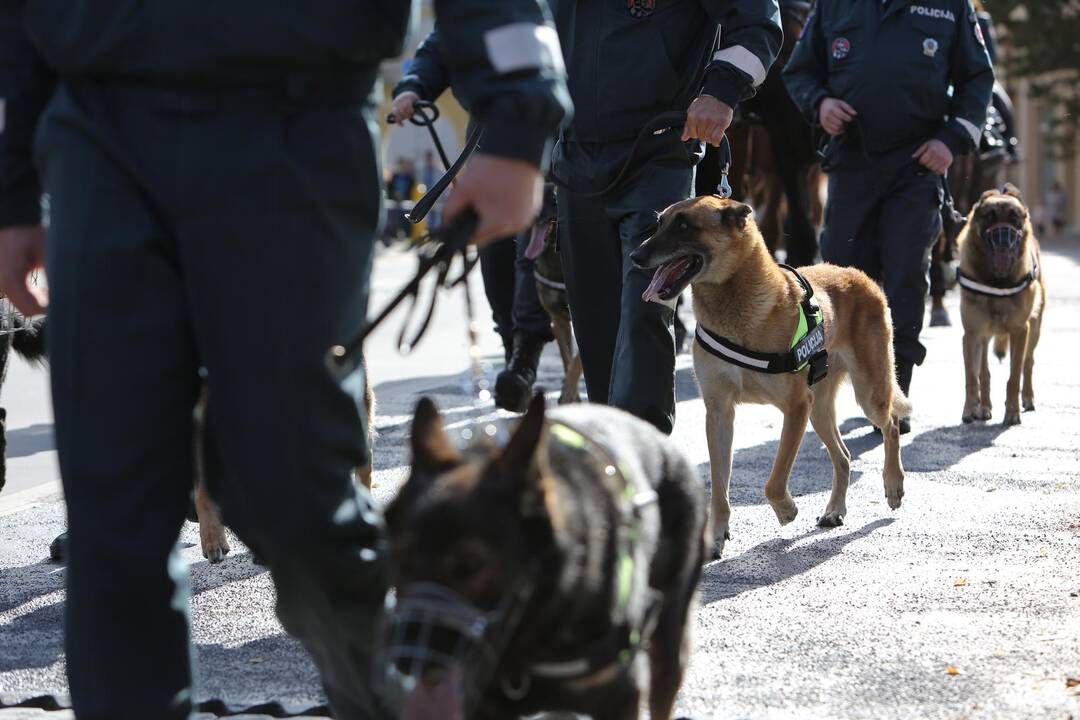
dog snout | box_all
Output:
[630,243,653,269]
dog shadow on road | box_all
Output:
[700,517,895,604]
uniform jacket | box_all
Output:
[395,29,453,106]
[552,0,782,143]
[782,0,993,159]
[0,0,572,227]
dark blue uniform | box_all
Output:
[553,0,782,434]
[393,29,554,353]
[784,0,993,394]
[0,2,569,718]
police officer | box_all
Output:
[391,30,556,411]
[0,2,569,718]
[552,0,782,435]
[784,0,993,431]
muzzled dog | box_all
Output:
[524,184,583,405]
[631,196,910,559]
[380,394,708,719]
[956,184,1045,425]
[192,362,376,563]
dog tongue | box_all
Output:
[642,258,690,303]
[525,221,554,260]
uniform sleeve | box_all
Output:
[392,29,451,102]
[699,0,783,109]
[0,1,55,228]
[432,0,571,171]
[781,5,830,125]
[934,1,994,157]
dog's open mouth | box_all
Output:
[642,255,703,303]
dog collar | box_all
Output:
[533,270,567,291]
[957,251,1039,297]
[694,264,829,386]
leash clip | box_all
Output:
[716,173,732,200]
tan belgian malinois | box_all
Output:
[631,196,910,559]
[956,184,1045,425]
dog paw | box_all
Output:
[816,511,845,528]
[885,486,904,510]
[771,498,798,526]
[710,530,732,560]
[200,532,231,564]
[1003,411,1022,426]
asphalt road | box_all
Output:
[1,237,1078,719]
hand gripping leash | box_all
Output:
[549,111,733,200]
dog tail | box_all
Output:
[993,334,1007,362]
[891,387,912,421]
[11,316,47,367]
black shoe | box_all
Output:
[494,333,546,412]
[50,532,68,563]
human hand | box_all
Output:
[912,139,954,175]
[819,98,857,136]
[443,154,543,247]
[0,225,48,315]
[683,94,734,147]
[390,91,422,125]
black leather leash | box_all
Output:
[388,100,485,224]
[327,209,479,379]
[549,111,734,200]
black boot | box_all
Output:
[494,333,546,412]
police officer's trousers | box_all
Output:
[820,146,943,389]
[478,236,552,346]
[554,135,695,434]
[37,81,386,720]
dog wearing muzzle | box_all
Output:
[956,184,1045,425]
[380,394,708,719]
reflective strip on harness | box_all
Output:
[957,253,1039,297]
[533,271,567,291]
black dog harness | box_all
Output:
[694,265,829,386]
[956,251,1040,298]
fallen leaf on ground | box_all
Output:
[249,657,265,664]
[1066,677,1079,688]
[946,666,962,676]
[954,578,969,587]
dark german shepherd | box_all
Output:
[382,394,708,719]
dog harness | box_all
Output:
[694,264,829,386]
[498,421,661,701]
[956,251,1039,297]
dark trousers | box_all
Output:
[554,134,697,434]
[38,81,386,720]
[478,235,552,343]
[820,146,943,372]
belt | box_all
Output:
[68,70,376,111]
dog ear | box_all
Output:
[1002,183,1024,201]
[494,391,550,485]
[410,397,461,473]
[718,202,752,229]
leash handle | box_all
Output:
[408,123,484,225]
[325,209,480,379]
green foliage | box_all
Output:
[987,0,1080,153]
